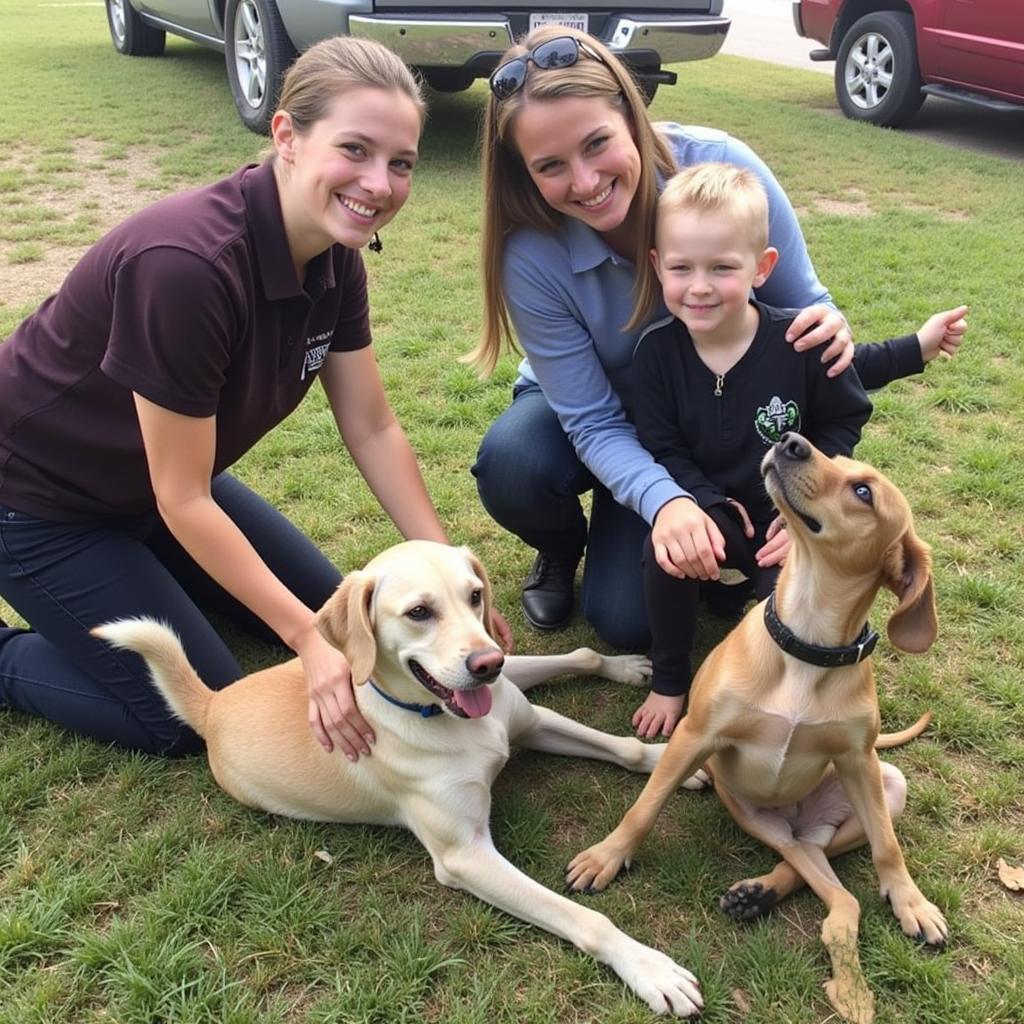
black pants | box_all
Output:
[643,502,779,697]
[0,474,341,755]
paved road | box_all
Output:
[718,0,1024,162]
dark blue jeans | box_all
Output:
[472,383,650,649]
[0,473,341,756]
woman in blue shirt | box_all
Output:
[468,27,930,738]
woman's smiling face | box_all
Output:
[274,85,421,268]
[511,95,641,237]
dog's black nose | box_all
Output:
[777,432,811,462]
[466,648,504,681]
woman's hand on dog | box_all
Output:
[296,626,375,760]
[653,497,726,580]
[490,606,515,653]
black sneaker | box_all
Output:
[521,551,581,631]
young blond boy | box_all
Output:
[631,162,967,739]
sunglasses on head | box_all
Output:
[489,35,608,100]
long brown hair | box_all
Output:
[466,26,676,377]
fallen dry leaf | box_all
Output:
[313,849,334,865]
[997,858,1024,891]
[732,988,752,1015]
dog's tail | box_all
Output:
[92,618,213,737]
[875,711,933,749]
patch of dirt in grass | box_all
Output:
[813,188,874,217]
[950,954,998,985]
[901,203,971,222]
[260,982,324,1018]
[0,140,167,313]
[1,243,80,313]
[772,899,824,944]
[88,898,126,934]
[885,193,971,222]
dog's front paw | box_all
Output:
[609,936,703,1017]
[566,839,631,893]
[884,885,948,948]
[720,879,779,921]
[598,652,653,687]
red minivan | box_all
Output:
[792,0,1024,126]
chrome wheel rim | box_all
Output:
[844,31,895,110]
[233,0,267,111]
[109,0,127,44]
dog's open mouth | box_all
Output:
[409,659,493,719]
[763,465,822,534]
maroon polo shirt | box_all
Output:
[0,161,371,521]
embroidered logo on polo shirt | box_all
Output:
[755,395,800,445]
[301,329,334,380]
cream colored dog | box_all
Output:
[94,540,703,1017]
[566,434,947,1024]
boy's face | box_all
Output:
[650,208,777,340]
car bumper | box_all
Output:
[348,13,730,71]
[791,1,805,39]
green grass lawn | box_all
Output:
[2,3,1023,1022]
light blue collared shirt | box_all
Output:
[503,123,834,525]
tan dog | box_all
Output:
[94,540,704,1017]
[566,433,947,1024]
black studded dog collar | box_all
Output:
[764,592,878,668]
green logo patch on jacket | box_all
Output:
[755,396,801,445]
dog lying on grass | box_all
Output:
[95,540,705,1016]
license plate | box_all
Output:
[529,12,590,33]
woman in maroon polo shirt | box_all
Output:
[0,37,507,758]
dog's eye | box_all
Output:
[406,605,432,621]
[470,589,483,607]
[853,483,873,505]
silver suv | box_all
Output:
[104,0,730,133]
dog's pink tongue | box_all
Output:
[452,685,493,719]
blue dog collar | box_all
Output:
[369,679,443,718]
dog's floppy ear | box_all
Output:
[883,528,937,654]
[466,549,498,644]
[314,571,377,685]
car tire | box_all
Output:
[105,0,165,57]
[225,0,297,135]
[423,69,474,94]
[835,11,924,127]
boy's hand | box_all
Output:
[632,691,686,739]
[652,497,726,580]
[918,305,968,363]
[725,496,755,538]
[756,515,791,568]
